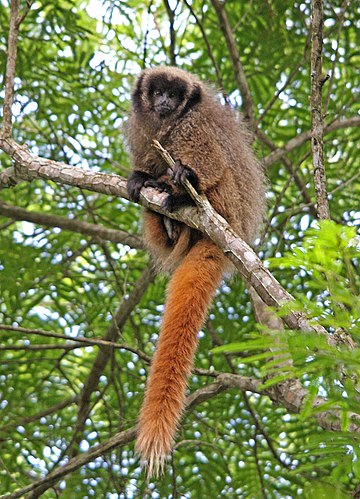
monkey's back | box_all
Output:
[166,97,266,244]
[217,107,266,243]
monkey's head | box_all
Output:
[132,67,202,119]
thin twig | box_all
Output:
[210,0,255,124]
[324,0,351,115]
[1,0,20,138]
[0,324,150,361]
[182,0,226,94]
[259,30,311,123]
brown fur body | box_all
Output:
[126,67,265,475]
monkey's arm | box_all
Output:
[128,167,195,214]
[127,170,153,202]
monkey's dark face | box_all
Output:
[148,78,186,117]
[132,68,202,119]
[151,89,182,117]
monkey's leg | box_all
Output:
[143,210,180,252]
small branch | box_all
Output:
[0,343,85,351]
[153,140,201,202]
[259,30,312,123]
[0,324,150,362]
[0,396,78,432]
[324,0,350,115]
[182,0,225,93]
[217,373,360,433]
[210,0,255,124]
[16,0,34,26]
[261,117,360,168]
[163,0,176,65]
[1,0,21,138]
[0,201,144,249]
[310,0,331,220]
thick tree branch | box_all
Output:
[0,137,128,193]
[0,137,355,348]
[1,119,358,190]
[152,142,348,347]
[311,0,331,219]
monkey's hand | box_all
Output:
[170,160,199,191]
[127,170,153,202]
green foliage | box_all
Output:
[0,0,359,497]
[214,222,360,495]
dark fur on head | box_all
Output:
[131,67,201,117]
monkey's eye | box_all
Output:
[168,92,175,98]
[153,90,162,97]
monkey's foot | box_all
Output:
[144,179,173,194]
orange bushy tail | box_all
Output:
[135,239,227,476]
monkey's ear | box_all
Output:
[132,74,145,111]
[187,84,202,108]
[180,84,201,116]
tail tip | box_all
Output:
[135,433,173,478]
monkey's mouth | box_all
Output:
[155,105,173,117]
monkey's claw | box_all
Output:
[171,160,199,190]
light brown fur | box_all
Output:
[126,67,266,475]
